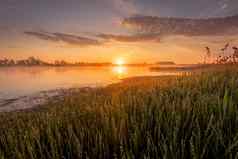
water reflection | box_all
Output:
[0,66,179,100]
[112,66,127,79]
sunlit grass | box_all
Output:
[0,66,238,158]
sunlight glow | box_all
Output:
[112,66,127,79]
[114,58,125,66]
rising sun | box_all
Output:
[114,58,125,66]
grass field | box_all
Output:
[0,66,238,159]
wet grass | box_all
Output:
[0,67,238,158]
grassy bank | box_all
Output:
[0,67,238,158]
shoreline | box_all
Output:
[0,89,63,112]
[0,75,175,112]
[0,88,94,112]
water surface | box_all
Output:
[0,66,178,101]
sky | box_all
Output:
[1,0,238,64]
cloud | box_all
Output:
[24,31,102,47]
[25,30,161,46]
[122,15,238,36]
[97,33,160,43]
[25,31,59,42]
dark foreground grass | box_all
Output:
[1,67,238,159]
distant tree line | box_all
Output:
[0,57,150,67]
[0,57,50,66]
[0,57,114,67]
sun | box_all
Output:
[114,58,125,66]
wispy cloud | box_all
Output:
[122,15,238,36]
[25,30,162,46]
[97,33,160,43]
[25,31,59,42]
[24,31,102,47]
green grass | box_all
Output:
[1,67,238,158]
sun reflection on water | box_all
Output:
[112,66,127,79]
